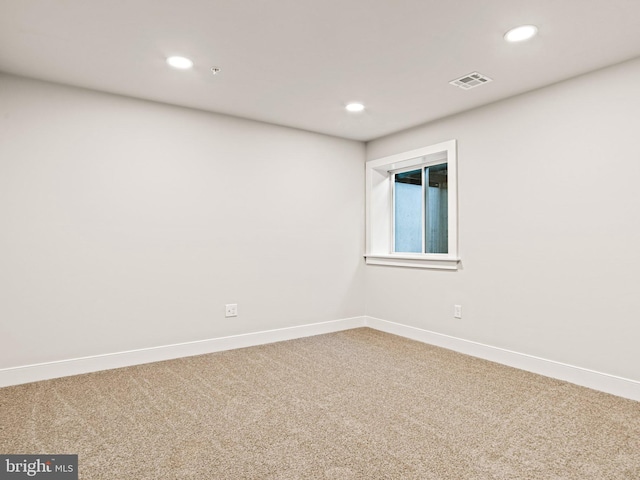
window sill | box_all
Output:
[364,254,460,270]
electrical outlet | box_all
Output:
[225,304,238,317]
[454,305,462,319]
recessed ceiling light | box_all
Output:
[504,25,538,43]
[166,56,194,69]
[346,102,365,113]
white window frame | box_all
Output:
[365,139,459,270]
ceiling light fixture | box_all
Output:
[166,56,194,69]
[504,25,538,42]
[346,102,365,113]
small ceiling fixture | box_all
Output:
[210,66,221,75]
[166,56,194,69]
[504,25,538,43]
[449,72,492,90]
[346,102,365,113]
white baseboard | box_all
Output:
[364,316,640,402]
[2,315,638,402]
[0,316,365,388]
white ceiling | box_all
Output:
[1,0,639,141]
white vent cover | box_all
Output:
[449,72,492,90]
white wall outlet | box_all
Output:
[454,304,462,319]
[225,304,238,317]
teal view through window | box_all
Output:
[393,163,448,254]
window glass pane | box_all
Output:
[394,169,422,253]
[426,163,448,253]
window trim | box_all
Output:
[365,139,459,270]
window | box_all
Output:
[365,139,459,269]
[393,163,448,254]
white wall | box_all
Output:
[366,57,640,382]
[4,56,639,387]
[0,74,365,369]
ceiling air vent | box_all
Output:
[449,72,492,90]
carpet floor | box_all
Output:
[1,328,639,479]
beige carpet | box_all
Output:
[1,328,638,479]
